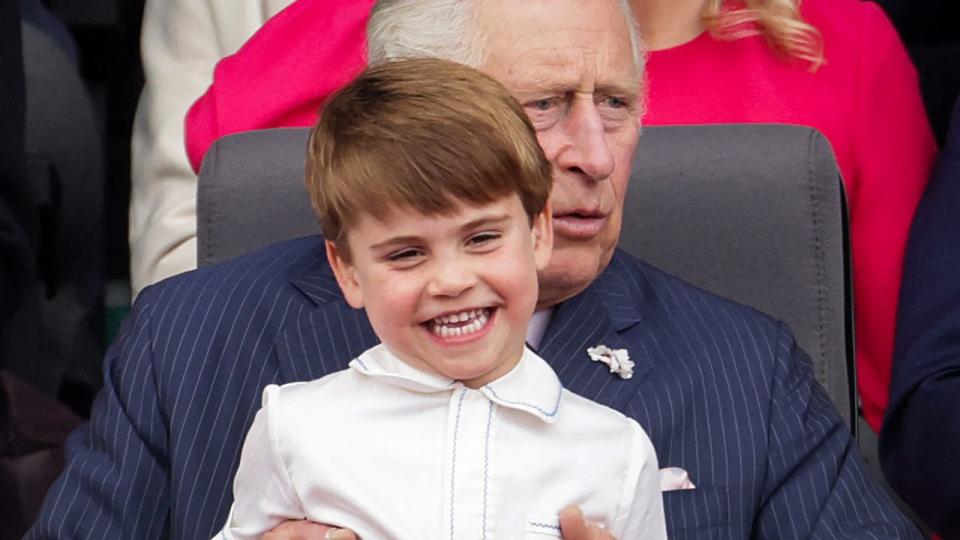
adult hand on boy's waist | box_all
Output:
[263,521,356,540]
[262,506,615,540]
[559,505,618,540]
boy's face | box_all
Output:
[327,194,552,388]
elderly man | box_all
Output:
[29,0,917,538]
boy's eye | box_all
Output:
[387,248,423,262]
[467,232,501,247]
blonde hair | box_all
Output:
[701,0,824,69]
[306,58,552,255]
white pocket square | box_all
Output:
[659,467,696,492]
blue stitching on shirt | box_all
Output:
[354,357,369,371]
[450,388,467,540]
[482,401,494,539]
[483,383,562,418]
[528,521,562,531]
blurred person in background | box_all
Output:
[881,98,960,539]
[128,0,294,297]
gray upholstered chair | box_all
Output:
[197,124,855,429]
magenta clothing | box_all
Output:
[185,0,935,432]
[185,0,372,172]
[644,0,936,431]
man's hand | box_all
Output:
[261,520,357,540]
[559,506,617,540]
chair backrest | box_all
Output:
[197,124,855,427]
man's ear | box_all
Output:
[531,200,553,272]
[326,240,364,309]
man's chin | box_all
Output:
[537,257,599,309]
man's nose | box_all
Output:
[426,260,476,298]
[557,99,615,182]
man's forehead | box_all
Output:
[497,44,637,89]
[477,0,638,90]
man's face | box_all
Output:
[479,0,641,309]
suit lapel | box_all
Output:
[275,257,379,383]
[538,253,654,408]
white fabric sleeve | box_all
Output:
[614,419,667,540]
[129,0,290,297]
[215,385,304,540]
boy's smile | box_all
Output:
[425,307,493,340]
[327,195,552,388]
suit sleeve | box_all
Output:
[754,324,921,539]
[880,100,960,538]
[218,386,305,540]
[25,287,173,538]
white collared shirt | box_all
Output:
[218,345,666,540]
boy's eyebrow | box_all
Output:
[457,213,511,233]
[369,235,423,253]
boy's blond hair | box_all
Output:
[306,58,552,255]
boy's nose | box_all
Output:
[426,263,476,298]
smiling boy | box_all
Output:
[215,58,666,540]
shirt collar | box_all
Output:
[525,308,553,350]
[480,347,562,424]
[349,345,563,424]
[350,344,457,393]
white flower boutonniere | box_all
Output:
[586,345,634,379]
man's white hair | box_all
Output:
[367,0,646,76]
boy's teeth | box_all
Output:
[430,309,490,338]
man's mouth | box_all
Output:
[552,211,607,239]
[425,308,493,339]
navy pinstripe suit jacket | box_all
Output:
[28,237,918,539]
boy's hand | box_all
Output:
[262,520,357,540]
[559,506,618,540]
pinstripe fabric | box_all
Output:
[27,237,918,539]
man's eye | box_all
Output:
[601,96,628,109]
[530,98,557,111]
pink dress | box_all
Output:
[184,0,936,432]
[643,0,936,431]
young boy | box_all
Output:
[217,58,666,540]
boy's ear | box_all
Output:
[325,240,364,309]
[531,200,553,272]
